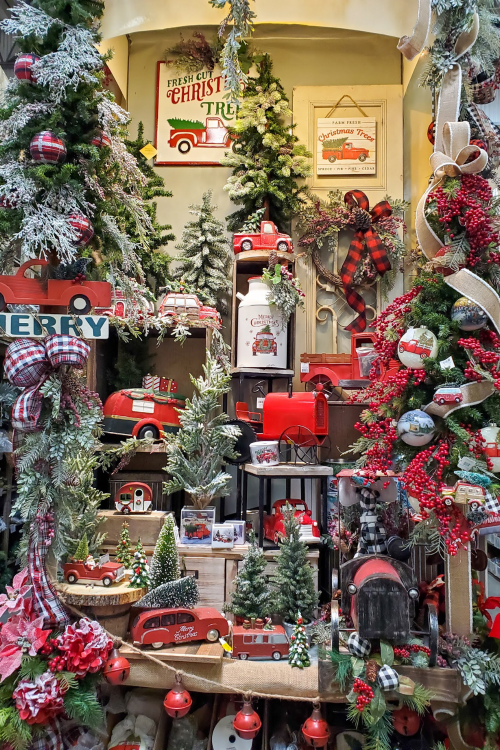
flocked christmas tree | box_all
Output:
[164,351,240,508]
[137,574,199,609]
[149,514,180,590]
[173,190,232,311]
[115,521,133,569]
[288,613,310,669]
[272,504,318,624]
[129,538,150,588]
[222,54,312,232]
[224,531,272,620]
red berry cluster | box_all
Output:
[409,644,431,656]
[393,647,411,660]
[460,337,500,391]
[40,640,54,656]
[71,273,86,285]
[48,655,65,673]
[426,174,498,267]
[352,678,374,712]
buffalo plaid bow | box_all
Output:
[340,190,392,333]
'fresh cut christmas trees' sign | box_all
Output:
[316,117,376,175]
[155,63,237,165]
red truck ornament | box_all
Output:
[63,555,125,587]
[0,259,111,313]
[233,221,293,254]
[157,292,221,328]
[130,606,229,649]
[263,499,320,545]
[322,142,370,164]
[168,117,232,154]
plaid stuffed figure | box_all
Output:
[355,486,387,556]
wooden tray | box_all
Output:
[120,639,224,664]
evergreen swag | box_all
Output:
[164,352,240,509]
[224,530,271,620]
[173,190,232,311]
[149,514,180,590]
[115,521,133,569]
[222,54,312,232]
[272,504,318,624]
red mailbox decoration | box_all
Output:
[232,697,262,740]
[302,704,330,748]
[103,648,131,685]
[14,53,40,82]
[163,674,192,718]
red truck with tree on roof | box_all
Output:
[167,117,233,154]
[233,221,293,254]
[321,140,370,164]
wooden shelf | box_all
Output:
[121,640,224,665]
[243,463,331,478]
[98,442,168,453]
[231,367,294,377]
[235,251,295,264]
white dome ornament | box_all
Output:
[480,422,500,473]
[397,410,435,447]
[398,327,438,369]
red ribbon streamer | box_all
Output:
[340,190,392,333]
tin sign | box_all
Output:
[0,314,109,339]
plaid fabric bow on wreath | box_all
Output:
[341,190,392,333]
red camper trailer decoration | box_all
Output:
[0,259,111,313]
[130,606,229,649]
[114,482,153,514]
[233,221,293,254]
[231,623,289,661]
[102,388,185,441]
[263,499,320,545]
[322,141,370,163]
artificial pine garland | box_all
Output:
[208,0,256,104]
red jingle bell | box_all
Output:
[163,674,192,718]
[233,696,262,741]
[103,648,130,685]
[392,706,421,737]
[301,703,330,748]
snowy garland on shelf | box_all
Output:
[262,250,305,326]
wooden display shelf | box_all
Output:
[230,366,294,377]
[120,639,224,665]
[243,463,331,478]
[98,442,168,453]
[56,579,146,605]
[98,510,170,552]
[235,250,295,264]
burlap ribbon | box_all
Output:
[398,2,479,62]
[424,381,495,418]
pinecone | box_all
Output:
[268,249,279,269]
[365,660,379,682]
[352,207,372,232]
[279,145,293,155]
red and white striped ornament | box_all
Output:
[91,131,111,148]
[68,214,94,247]
[14,53,40,83]
[30,131,67,164]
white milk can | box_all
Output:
[236,276,287,369]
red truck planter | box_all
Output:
[300,333,400,391]
[114,482,153,514]
[231,623,289,661]
[322,142,370,163]
[102,388,185,441]
[233,221,293,254]
[0,259,111,313]
[130,606,229,649]
[263,499,320,545]
[63,556,125,587]
[168,117,232,154]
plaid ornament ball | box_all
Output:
[377,664,400,691]
[45,334,90,369]
[347,632,371,658]
[30,131,67,164]
[91,131,111,148]
[14,53,40,83]
[4,339,50,387]
[68,213,94,247]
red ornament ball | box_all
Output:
[302,705,330,748]
[91,131,111,148]
[233,698,262,741]
[427,120,435,145]
[103,648,130,685]
[0,194,15,209]
[30,131,67,164]
[392,706,421,737]
[163,675,192,718]
[68,213,94,247]
[14,53,40,83]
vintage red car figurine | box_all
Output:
[322,141,369,163]
[263,499,320,545]
[130,606,229,649]
[103,388,185,441]
[157,291,221,328]
[433,386,463,405]
[233,221,293,254]
[64,555,125,587]
[231,623,289,661]
[115,482,153,514]
[0,259,111,313]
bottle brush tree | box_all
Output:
[224,531,271,620]
[149,514,180,590]
[129,538,150,588]
[73,534,89,562]
[272,504,318,624]
[288,613,310,669]
[137,575,199,609]
[115,521,133,569]
[173,190,232,311]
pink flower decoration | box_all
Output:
[0,568,31,618]
[13,671,64,725]
[55,618,112,677]
[0,613,50,682]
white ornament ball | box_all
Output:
[480,422,500,473]
[398,327,438,369]
[397,410,435,447]
[451,297,488,331]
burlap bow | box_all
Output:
[398,0,479,61]
[341,190,392,333]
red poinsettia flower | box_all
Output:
[0,568,31,618]
[13,671,65,725]
[0,613,50,682]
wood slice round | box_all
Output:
[56,580,147,607]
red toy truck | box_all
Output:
[263,499,320,544]
[168,117,232,154]
[0,259,111,314]
[103,388,185,441]
[63,556,125,587]
[322,142,369,163]
[157,292,221,328]
[233,221,293,254]
[253,330,277,356]
[130,606,229,649]
[231,624,289,661]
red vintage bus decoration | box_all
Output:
[103,388,185,441]
[130,606,229,649]
[231,623,289,661]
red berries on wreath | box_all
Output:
[352,678,374,711]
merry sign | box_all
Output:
[0,314,109,339]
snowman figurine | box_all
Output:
[355,485,387,556]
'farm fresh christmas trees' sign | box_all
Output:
[316,117,376,175]
[155,63,237,165]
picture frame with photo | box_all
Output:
[212,523,235,549]
[180,506,215,545]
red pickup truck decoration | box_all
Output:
[167,117,232,154]
[233,221,293,254]
[322,141,370,163]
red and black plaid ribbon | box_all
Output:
[28,509,69,628]
[340,190,392,333]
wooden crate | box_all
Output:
[98,510,171,556]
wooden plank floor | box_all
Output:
[121,639,223,664]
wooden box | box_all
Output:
[98,510,171,556]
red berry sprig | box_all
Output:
[48,655,66,672]
[352,678,374,712]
